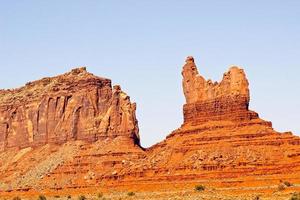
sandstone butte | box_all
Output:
[0,57,300,198]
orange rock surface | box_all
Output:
[182,56,258,124]
[0,67,140,151]
[0,57,300,197]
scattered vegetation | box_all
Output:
[253,195,260,200]
[38,195,47,200]
[284,181,293,187]
[127,192,135,196]
[13,197,21,200]
[290,193,300,200]
[277,180,293,191]
[195,185,205,192]
[78,195,86,200]
[278,183,286,191]
[97,192,103,198]
[67,195,72,199]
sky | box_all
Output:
[0,0,299,147]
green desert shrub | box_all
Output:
[195,185,205,191]
[127,192,135,196]
[97,192,103,198]
[78,195,86,200]
[278,183,286,191]
[253,195,260,200]
[290,193,300,200]
[284,181,293,187]
[38,195,47,200]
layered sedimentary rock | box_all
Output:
[182,56,260,125]
[123,56,300,188]
[1,58,300,196]
[0,67,140,151]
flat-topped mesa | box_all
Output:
[0,67,140,151]
[0,67,104,105]
[182,56,268,126]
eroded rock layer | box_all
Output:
[0,67,140,151]
[126,57,300,189]
[105,57,300,192]
[182,56,260,125]
[0,59,300,196]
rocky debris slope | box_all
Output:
[0,139,146,191]
[0,58,300,195]
[0,67,140,151]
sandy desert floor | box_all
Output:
[2,185,300,200]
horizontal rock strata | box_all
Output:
[182,56,261,125]
[0,58,300,195]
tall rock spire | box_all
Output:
[181,56,262,125]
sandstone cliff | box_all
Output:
[0,67,140,151]
[0,59,300,197]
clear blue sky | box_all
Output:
[0,1,299,147]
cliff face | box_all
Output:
[0,67,140,151]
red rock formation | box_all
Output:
[0,67,140,151]
[182,56,261,125]
[123,56,300,189]
[0,59,300,197]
